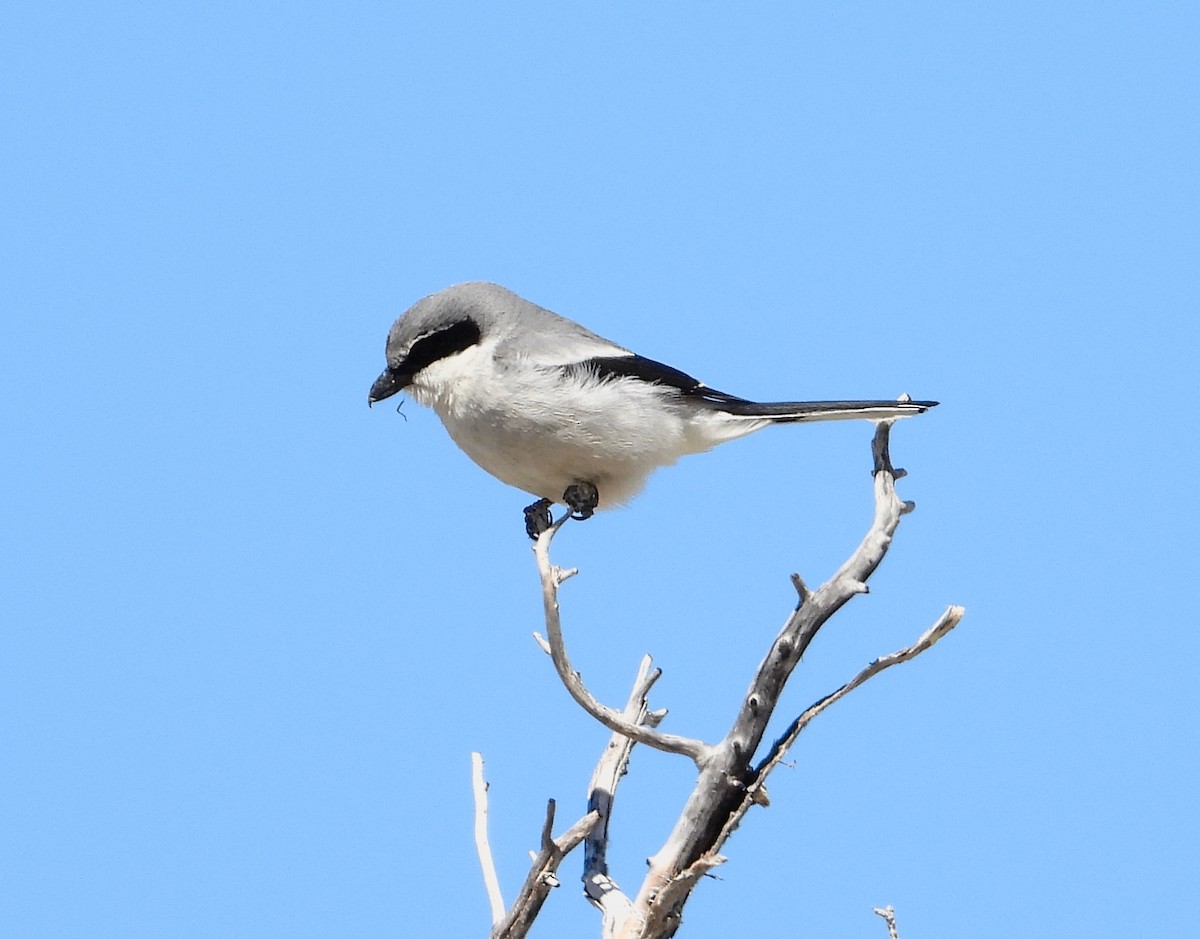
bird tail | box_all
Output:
[717,398,938,423]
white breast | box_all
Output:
[406,343,698,506]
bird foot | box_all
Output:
[524,499,554,540]
[563,481,599,521]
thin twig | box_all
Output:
[702,605,966,861]
[533,517,710,765]
[471,752,505,927]
[873,904,901,939]
[790,572,810,605]
[492,800,601,939]
[758,606,964,778]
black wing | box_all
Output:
[567,354,938,420]
[566,353,751,408]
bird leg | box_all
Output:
[563,481,600,521]
[524,498,555,540]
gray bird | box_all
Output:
[369,282,936,537]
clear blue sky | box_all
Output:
[4,2,1196,936]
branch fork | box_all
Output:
[476,415,961,938]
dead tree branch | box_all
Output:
[473,656,668,939]
[471,752,505,927]
[627,420,939,937]
[489,800,600,939]
[533,523,710,765]
[493,413,960,937]
[584,655,666,937]
[873,904,901,939]
[698,605,964,867]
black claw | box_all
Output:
[523,499,554,540]
[562,481,599,521]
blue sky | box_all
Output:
[3,2,1197,936]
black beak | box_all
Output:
[368,366,410,406]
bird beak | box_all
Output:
[368,366,410,406]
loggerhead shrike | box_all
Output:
[369,282,937,538]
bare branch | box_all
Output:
[584,655,664,936]
[703,605,966,862]
[624,418,962,936]
[873,904,901,939]
[758,605,965,778]
[471,752,505,927]
[492,800,601,939]
[533,517,711,765]
[789,572,810,605]
[507,417,957,937]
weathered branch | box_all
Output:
[696,605,965,867]
[624,417,959,937]
[874,904,901,939]
[491,800,600,939]
[533,518,711,765]
[757,605,963,780]
[471,752,505,926]
[517,413,960,937]
[584,655,665,937]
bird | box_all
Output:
[368,282,937,538]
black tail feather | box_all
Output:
[572,353,937,422]
[717,399,939,422]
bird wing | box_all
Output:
[563,353,752,407]
[564,354,938,420]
